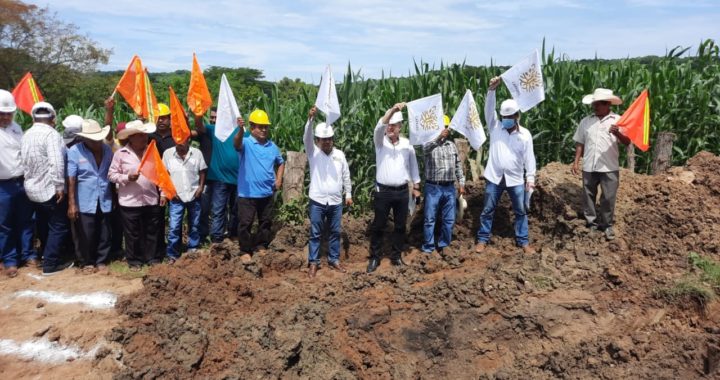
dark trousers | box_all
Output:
[110,193,124,258]
[0,178,36,267]
[78,210,111,266]
[68,220,83,263]
[34,196,69,270]
[120,205,163,266]
[370,188,409,260]
[157,205,167,259]
[582,171,619,229]
[236,196,273,254]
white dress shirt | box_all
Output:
[483,91,537,187]
[21,122,66,202]
[303,120,352,205]
[162,146,207,203]
[373,119,420,186]
[573,113,621,172]
[0,121,24,179]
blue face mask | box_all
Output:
[501,118,516,129]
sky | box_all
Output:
[29,0,720,84]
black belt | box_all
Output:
[0,176,23,183]
[377,183,408,192]
[426,180,454,186]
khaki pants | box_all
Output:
[582,171,619,229]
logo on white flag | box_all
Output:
[407,93,444,146]
[449,90,486,150]
[314,65,341,125]
[501,49,545,112]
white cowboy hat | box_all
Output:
[76,119,110,141]
[314,122,334,138]
[500,99,520,116]
[582,88,623,105]
[117,120,156,140]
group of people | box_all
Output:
[0,76,630,279]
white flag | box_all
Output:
[314,65,341,125]
[500,49,545,112]
[449,89,486,150]
[215,74,241,142]
[407,93,444,146]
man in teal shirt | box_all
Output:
[195,109,247,244]
[233,109,284,262]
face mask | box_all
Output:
[501,118,516,129]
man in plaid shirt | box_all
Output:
[421,115,465,254]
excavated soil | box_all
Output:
[110,152,720,379]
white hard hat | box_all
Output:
[500,99,520,116]
[31,101,55,118]
[388,111,404,125]
[314,122,334,138]
[62,115,84,144]
[0,90,17,113]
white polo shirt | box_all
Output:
[373,119,420,187]
[573,113,621,173]
[0,121,24,179]
[483,91,537,187]
[303,120,352,205]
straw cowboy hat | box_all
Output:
[76,119,110,141]
[117,120,156,140]
[582,88,623,105]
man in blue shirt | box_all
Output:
[67,119,114,273]
[195,109,247,245]
[233,109,284,262]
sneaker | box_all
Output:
[82,265,96,274]
[42,262,75,276]
[25,259,41,268]
[605,227,616,241]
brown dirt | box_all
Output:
[0,267,143,379]
[53,152,720,379]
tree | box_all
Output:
[0,0,111,106]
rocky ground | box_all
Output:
[6,153,719,379]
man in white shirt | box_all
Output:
[161,138,207,263]
[303,106,352,278]
[475,77,537,255]
[21,102,73,275]
[367,102,421,273]
[571,88,631,241]
[0,90,37,278]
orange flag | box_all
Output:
[616,89,651,152]
[138,139,177,200]
[187,53,212,116]
[115,55,159,121]
[12,72,44,114]
[168,86,191,144]
[143,68,159,122]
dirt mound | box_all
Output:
[109,153,720,379]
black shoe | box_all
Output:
[366,258,379,273]
[42,261,75,276]
[390,257,406,267]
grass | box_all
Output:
[107,260,149,279]
[657,252,720,307]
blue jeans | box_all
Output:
[476,179,529,247]
[208,181,238,243]
[422,182,456,252]
[34,196,70,270]
[308,200,343,265]
[198,185,211,242]
[0,178,36,267]
[167,198,201,259]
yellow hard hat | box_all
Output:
[157,103,171,117]
[443,114,450,127]
[248,109,271,125]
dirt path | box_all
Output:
[0,266,142,379]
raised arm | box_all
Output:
[375,102,406,148]
[233,116,245,152]
[304,106,317,155]
[194,114,206,135]
[485,77,501,129]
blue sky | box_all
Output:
[31,0,719,84]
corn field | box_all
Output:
[23,39,720,216]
